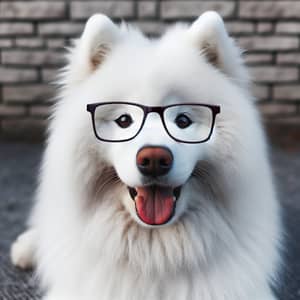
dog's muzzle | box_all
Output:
[128,146,180,225]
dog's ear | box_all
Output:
[64,14,119,86]
[80,14,119,71]
[188,11,249,87]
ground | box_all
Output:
[0,142,299,300]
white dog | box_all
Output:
[11,11,282,300]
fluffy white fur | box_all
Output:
[11,12,282,300]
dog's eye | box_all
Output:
[175,114,192,129]
[115,114,133,128]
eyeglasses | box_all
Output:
[87,102,220,144]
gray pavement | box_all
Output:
[0,142,299,300]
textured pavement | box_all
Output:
[0,142,299,300]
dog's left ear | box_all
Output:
[188,11,249,86]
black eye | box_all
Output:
[115,114,133,128]
[175,114,192,129]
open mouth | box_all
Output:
[128,185,181,225]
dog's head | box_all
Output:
[59,12,253,228]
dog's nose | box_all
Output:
[136,146,173,176]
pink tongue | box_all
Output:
[135,186,174,225]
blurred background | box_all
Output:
[0,0,300,147]
[0,1,299,300]
[0,0,300,148]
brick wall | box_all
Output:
[0,1,300,143]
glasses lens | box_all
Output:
[93,103,144,141]
[164,105,214,142]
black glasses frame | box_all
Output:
[87,101,220,144]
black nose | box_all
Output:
[136,146,173,176]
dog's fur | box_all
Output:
[11,12,282,300]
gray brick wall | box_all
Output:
[0,0,300,140]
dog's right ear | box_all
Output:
[80,14,119,72]
[64,14,119,86]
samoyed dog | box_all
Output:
[11,11,281,300]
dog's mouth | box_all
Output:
[128,185,181,226]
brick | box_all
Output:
[161,1,235,19]
[244,54,273,64]
[277,53,300,65]
[46,39,66,49]
[258,103,297,117]
[0,39,13,48]
[238,36,298,51]
[2,50,65,66]
[273,84,300,100]
[0,67,37,83]
[250,66,298,83]
[0,22,33,36]
[42,69,59,82]
[131,21,166,36]
[0,105,26,117]
[239,1,300,19]
[267,116,300,125]
[138,1,157,18]
[265,118,300,150]
[16,38,44,48]
[3,84,54,103]
[225,22,255,34]
[29,105,51,117]
[0,2,66,20]
[275,22,300,34]
[39,22,84,36]
[1,119,47,140]
[257,22,273,33]
[71,1,134,19]
[252,84,269,101]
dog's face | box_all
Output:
[65,12,251,228]
[106,101,207,226]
